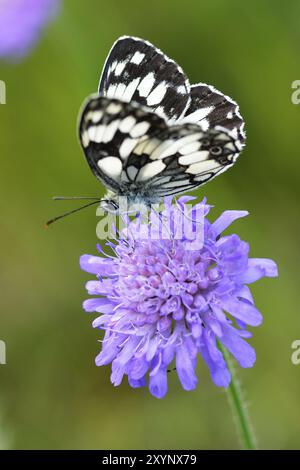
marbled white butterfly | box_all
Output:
[79,36,245,214]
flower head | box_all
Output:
[0,0,59,60]
[80,197,278,398]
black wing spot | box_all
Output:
[210,145,223,156]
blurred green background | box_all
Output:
[0,0,299,450]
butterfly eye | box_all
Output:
[210,145,223,156]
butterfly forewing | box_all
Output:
[99,36,191,122]
[79,96,241,199]
[79,96,167,191]
[182,83,246,144]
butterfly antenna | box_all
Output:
[45,199,102,227]
[52,196,101,201]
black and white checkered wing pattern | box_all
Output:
[79,96,166,191]
[98,36,190,122]
[79,96,242,197]
[132,123,242,197]
[182,83,246,145]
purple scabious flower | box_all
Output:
[80,197,278,399]
[0,0,60,60]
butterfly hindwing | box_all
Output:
[98,36,191,122]
[79,96,242,198]
[131,123,242,196]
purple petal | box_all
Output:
[235,286,254,304]
[80,255,115,276]
[162,344,175,365]
[85,281,103,295]
[116,337,141,366]
[111,360,126,386]
[0,0,60,60]
[203,329,224,364]
[96,344,119,366]
[129,357,149,380]
[198,331,231,387]
[83,298,114,314]
[176,195,197,205]
[163,196,174,207]
[128,376,146,388]
[176,343,198,391]
[149,368,168,399]
[150,353,163,376]
[240,258,278,283]
[217,235,249,274]
[92,315,111,328]
[146,336,160,361]
[222,298,263,327]
[83,298,103,313]
[199,343,231,387]
[221,327,256,368]
[212,210,249,236]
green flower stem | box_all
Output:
[219,344,257,450]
